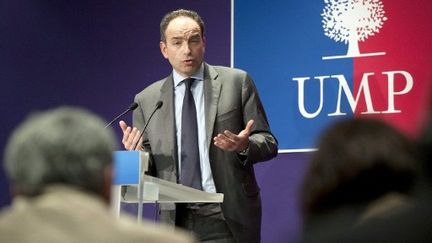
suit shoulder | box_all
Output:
[133,78,168,110]
[211,65,248,78]
[136,78,166,97]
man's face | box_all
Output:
[160,16,205,77]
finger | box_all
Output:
[243,120,254,135]
[121,126,132,145]
[119,120,128,132]
[217,133,235,144]
[134,138,143,150]
[223,130,240,142]
[124,127,139,150]
[214,134,235,150]
[213,134,225,146]
[131,129,142,150]
[214,141,229,150]
[214,139,230,150]
[128,127,139,149]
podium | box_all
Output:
[111,151,224,222]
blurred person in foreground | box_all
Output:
[332,112,432,243]
[300,118,420,243]
[0,107,194,243]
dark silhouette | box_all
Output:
[300,118,420,242]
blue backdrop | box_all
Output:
[234,0,353,150]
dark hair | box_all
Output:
[301,118,419,220]
[160,9,205,42]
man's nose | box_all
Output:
[181,42,192,53]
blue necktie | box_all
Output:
[180,78,202,190]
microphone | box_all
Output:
[133,101,163,150]
[104,102,138,128]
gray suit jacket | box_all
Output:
[133,63,278,243]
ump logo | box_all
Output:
[321,0,388,60]
[292,0,413,119]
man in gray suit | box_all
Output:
[120,9,278,243]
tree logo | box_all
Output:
[321,0,388,60]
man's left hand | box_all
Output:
[213,120,254,152]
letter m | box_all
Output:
[329,73,379,116]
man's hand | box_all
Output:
[119,120,142,150]
[213,120,254,152]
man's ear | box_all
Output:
[202,36,206,49]
[160,41,169,59]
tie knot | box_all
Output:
[184,78,195,90]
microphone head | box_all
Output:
[155,101,163,109]
[129,102,139,111]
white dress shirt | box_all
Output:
[173,64,216,193]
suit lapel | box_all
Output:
[159,75,178,168]
[204,64,222,147]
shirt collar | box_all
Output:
[173,63,204,87]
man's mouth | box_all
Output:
[184,59,193,65]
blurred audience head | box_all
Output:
[3,107,116,201]
[301,118,419,221]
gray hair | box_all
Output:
[4,107,117,196]
[160,9,205,42]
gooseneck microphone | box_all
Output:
[105,102,139,128]
[133,101,163,150]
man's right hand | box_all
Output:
[119,120,142,151]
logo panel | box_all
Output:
[234,0,432,150]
